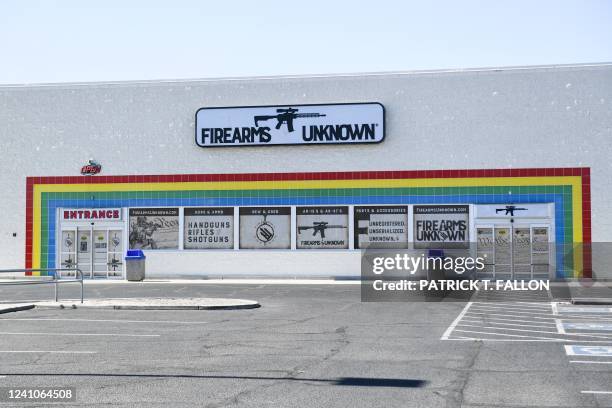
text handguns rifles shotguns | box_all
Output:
[254,108,326,132]
[298,222,347,239]
[496,205,527,216]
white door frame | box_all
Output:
[57,209,125,279]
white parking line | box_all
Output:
[472,302,551,310]
[440,302,472,340]
[0,332,159,337]
[558,307,612,314]
[461,319,558,329]
[468,306,559,317]
[565,345,612,356]
[562,322,612,331]
[556,319,566,334]
[465,311,556,321]
[468,307,552,315]
[466,310,612,322]
[453,329,563,341]
[581,391,612,394]
[462,321,612,340]
[551,302,560,316]
[454,329,612,342]
[3,318,207,325]
[0,350,96,354]
[570,360,612,364]
[464,315,556,326]
[458,323,560,335]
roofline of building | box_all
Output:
[1,62,611,89]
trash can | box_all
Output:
[426,249,447,299]
[125,250,145,281]
[427,249,445,281]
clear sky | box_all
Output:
[1,0,611,84]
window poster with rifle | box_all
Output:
[296,206,349,249]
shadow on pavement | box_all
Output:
[1,373,427,388]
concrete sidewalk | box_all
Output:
[0,297,260,312]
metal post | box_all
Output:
[54,271,58,302]
[79,268,84,304]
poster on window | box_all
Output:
[60,230,76,269]
[184,207,234,249]
[532,227,549,252]
[354,206,408,249]
[531,227,550,265]
[129,208,179,250]
[513,228,532,265]
[494,227,511,265]
[239,207,291,249]
[413,205,469,249]
[297,206,348,249]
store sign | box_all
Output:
[297,206,348,249]
[475,204,550,218]
[239,207,291,249]
[414,205,469,249]
[81,159,102,175]
[184,207,234,249]
[62,208,121,221]
[129,208,179,250]
[195,103,384,147]
[354,206,408,249]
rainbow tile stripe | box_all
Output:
[26,167,592,278]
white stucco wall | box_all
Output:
[1,64,611,275]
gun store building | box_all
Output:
[1,63,610,280]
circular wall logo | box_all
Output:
[255,221,275,243]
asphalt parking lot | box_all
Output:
[1,282,611,407]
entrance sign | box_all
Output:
[129,208,179,250]
[239,207,291,249]
[195,103,384,147]
[354,206,408,249]
[184,207,234,249]
[414,205,469,249]
[296,206,349,249]
[62,208,121,221]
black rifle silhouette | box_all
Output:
[298,222,347,239]
[254,108,326,132]
[496,205,527,216]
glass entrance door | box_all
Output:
[476,223,551,280]
[63,226,123,279]
[59,229,77,277]
[77,228,92,278]
[92,229,108,278]
[107,230,124,278]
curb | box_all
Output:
[571,298,612,305]
[33,301,261,311]
[111,303,261,310]
[0,304,35,314]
